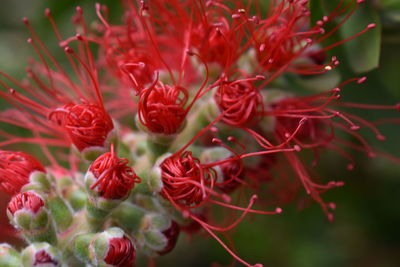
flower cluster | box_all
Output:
[0,1,398,266]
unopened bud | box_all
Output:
[21,243,61,267]
[0,244,21,267]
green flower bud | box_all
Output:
[7,191,56,244]
[21,242,61,267]
[0,244,21,267]
[74,228,136,267]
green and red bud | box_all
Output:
[7,191,56,244]
[0,244,21,267]
[21,242,61,267]
[74,227,135,267]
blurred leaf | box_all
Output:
[338,4,381,73]
[379,0,400,9]
[313,1,381,73]
[309,0,325,25]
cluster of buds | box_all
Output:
[0,0,398,266]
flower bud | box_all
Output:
[7,191,56,244]
[0,150,45,195]
[84,147,141,228]
[139,214,180,256]
[21,243,61,267]
[7,191,46,230]
[0,243,21,267]
[74,228,135,267]
[156,220,180,255]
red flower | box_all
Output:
[138,82,188,135]
[160,151,215,208]
[0,9,113,158]
[104,236,136,267]
[215,78,264,126]
[89,145,141,199]
[49,102,114,151]
[0,150,45,195]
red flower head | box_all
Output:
[95,2,185,92]
[49,102,114,151]
[104,236,136,267]
[0,9,114,162]
[89,145,141,199]
[0,150,45,195]
[7,191,45,215]
[238,0,375,76]
[191,18,236,67]
[215,77,264,127]
[138,82,188,135]
[160,151,214,208]
[157,220,180,256]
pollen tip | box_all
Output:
[75,33,83,40]
[367,23,376,29]
[327,213,335,223]
[255,75,265,80]
[76,6,83,14]
[27,38,33,43]
[212,138,222,144]
[357,0,366,3]
[357,77,367,84]
[211,126,219,133]
[22,17,29,25]
[9,88,16,94]
[44,8,51,16]
[350,125,360,131]
[336,181,345,187]
[368,152,376,158]
[395,103,400,111]
[222,194,231,203]
[294,145,301,152]
[232,14,241,19]
[376,134,386,141]
[347,163,354,170]
[64,47,74,54]
[328,202,336,210]
[276,207,283,214]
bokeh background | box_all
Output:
[0,0,399,266]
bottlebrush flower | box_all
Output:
[230,0,375,77]
[86,145,141,200]
[214,76,265,126]
[95,2,185,92]
[137,82,188,135]
[0,9,114,161]
[0,150,45,195]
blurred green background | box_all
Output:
[0,0,399,266]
